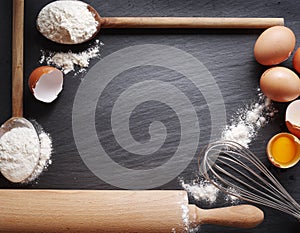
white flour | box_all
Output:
[180,178,240,205]
[181,193,190,232]
[0,127,40,182]
[36,0,99,44]
[0,127,52,183]
[222,92,276,148]
[25,131,53,183]
[180,179,219,203]
[224,187,240,204]
[39,40,103,74]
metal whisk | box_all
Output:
[198,140,300,220]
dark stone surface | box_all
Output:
[0,0,299,232]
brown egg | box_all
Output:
[260,67,300,102]
[293,47,300,73]
[254,26,296,65]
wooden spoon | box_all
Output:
[37,0,284,44]
[0,0,40,183]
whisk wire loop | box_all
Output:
[199,140,300,220]
[214,158,298,214]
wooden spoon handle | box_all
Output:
[12,0,24,117]
[100,17,284,29]
[189,204,264,229]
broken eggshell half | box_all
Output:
[286,99,300,138]
[28,66,63,103]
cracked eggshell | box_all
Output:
[286,100,300,138]
[29,66,63,103]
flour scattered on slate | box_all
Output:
[39,40,103,75]
[221,91,277,148]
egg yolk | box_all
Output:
[271,136,296,164]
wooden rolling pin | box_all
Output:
[0,190,264,232]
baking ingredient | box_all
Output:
[286,100,300,138]
[0,126,53,183]
[254,26,296,65]
[49,47,99,74]
[29,66,63,103]
[0,127,40,183]
[25,131,52,182]
[293,47,300,73]
[260,66,300,102]
[179,178,240,205]
[222,92,276,148]
[267,132,300,168]
[36,0,99,44]
[39,40,102,74]
[224,187,240,204]
[271,136,296,163]
[181,203,189,232]
[180,179,219,203]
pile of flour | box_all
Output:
[36,0,99,44]
[25,131,53,182]
[180,178,219,203]
[222,92,277,148]
[0,127,52,183]
[179,178,239,205]
[39,40,103,75]
[0,128,40,183]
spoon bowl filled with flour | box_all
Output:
[0,118,40,183]
[36,0,101,44]
[0,118,53,183]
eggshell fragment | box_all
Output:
[286,100,300,138]
[260,66,300,102]
[254,26,296,66]
[28,66,63,103]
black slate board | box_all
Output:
[0,0,300,232]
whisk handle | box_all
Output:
[189,204,264,228]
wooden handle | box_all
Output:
[100,17,284,29]
[189,204,264,229]
[12,0,24,117]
